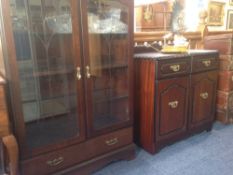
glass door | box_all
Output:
[82,0,133,135]
[8,0,85,155]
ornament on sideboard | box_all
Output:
[171,0,186,33]
[197,9,208,39]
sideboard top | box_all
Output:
[134,50,219,60]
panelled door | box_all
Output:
[2,0,86,158]
[81,0,133,136]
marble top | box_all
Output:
[134,49,219,60]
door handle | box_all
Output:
[86,66,91,79]
[76,67,82,80]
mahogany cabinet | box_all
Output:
[134,51,218,154]
[0,0,135,174]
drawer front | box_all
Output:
[21,127,132,175]
[216,109,233,124]
[204,37,233,55]
[216,90,233,111]
[218,71,233,92]
[219,55,233,71]
[192,57,218,73]
[157,59,190,79]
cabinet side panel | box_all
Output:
[134,59,156,153]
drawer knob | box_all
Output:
[168,101,179,108]
[200,92,208,100]
[202,60,211,67]
[105,138,118,146]
[46,156,64,167]
[170,65,180,72]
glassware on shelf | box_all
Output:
[88,8,128,34]
[45,14,72,34]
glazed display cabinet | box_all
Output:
[0,0,135,174]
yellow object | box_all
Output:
[161,45,188,53]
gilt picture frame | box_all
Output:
[230,0,233,6]
[207,1,225,26]
[226,10,233,30]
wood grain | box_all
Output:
[134,59,156,153]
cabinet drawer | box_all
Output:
[157,59,190,79]
[218,71,233,92]
[192,57,218,73]
[21,127,133,175]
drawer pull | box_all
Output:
[168,101,179,108]
[46,157,64,167]
[105,138,118,146]
[170,65,180,72]
[200,92,208,99]
[202,60,211,67]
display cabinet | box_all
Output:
[0,0,134,174]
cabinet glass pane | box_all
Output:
[10,0,79,149]
[87,0,130,130]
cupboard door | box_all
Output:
[156,77,189,140]
[189,71,217,128]
[81,0,133,135]
[6,0,85,157]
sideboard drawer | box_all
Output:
[192,57,218,73]
[21,127,132,175]
[157,58,190,79]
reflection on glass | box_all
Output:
[87,0,130,130]
[10,0,79,149]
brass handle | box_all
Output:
[200,92,208,100]
[76,67,81,80]
[202,60,211,67]
[105,138,118,146]
[46,157,64,167]
[168,101,179,109]
[170,65,180,72]
[86,66,91,79]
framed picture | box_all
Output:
[207,1,225,26]
[230,0,233,6]
[227,10,233,29]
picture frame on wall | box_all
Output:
[207,1,225,26]
[230,0,233,6]
[227,10,233,30]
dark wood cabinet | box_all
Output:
[0,0,135,174]
[134,51,219,154]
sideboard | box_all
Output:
[134,50,219,154]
